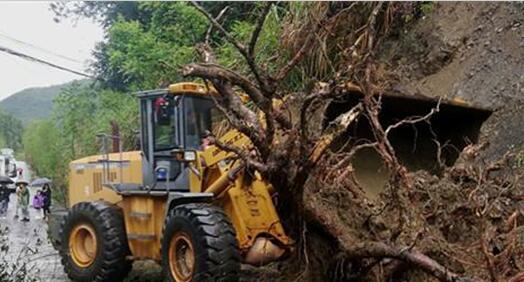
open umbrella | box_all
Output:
[31,177,52,187]
[16,179,29,185]
[0,176,13,184]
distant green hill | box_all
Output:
[0,79,90,125]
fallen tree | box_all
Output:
[182,2,523,281]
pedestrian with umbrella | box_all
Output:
[0,176,13,219]
[16,180,30,222]
[31,178,51,187]
[31,178,53,220]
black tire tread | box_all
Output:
[161,203,240,282]
[58,201,132,282]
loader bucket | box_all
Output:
[324,91,492,198]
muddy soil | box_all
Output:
[273,3,524,281]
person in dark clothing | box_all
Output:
[42,184,51,220]
[0,184,10,218]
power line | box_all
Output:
[0,31,82,63]
[0,45,95,79]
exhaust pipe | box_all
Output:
[244,237,286,266]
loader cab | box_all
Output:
[137,83,218,191]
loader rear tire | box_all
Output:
[59,201,132,282]
[161,203,240,282]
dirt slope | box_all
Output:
[385,2,524,159]
[287,3,524,281]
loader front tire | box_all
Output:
[161,203,240,282]
[59,201,132,282]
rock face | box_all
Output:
[382,2,524,160]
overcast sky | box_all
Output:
[0,1,103,100]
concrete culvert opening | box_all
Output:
[324,91,492,198]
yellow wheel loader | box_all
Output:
[48,83,292,282]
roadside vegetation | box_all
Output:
[24,2,284,199]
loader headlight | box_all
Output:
[172,149,197,162]
[183,151,196,162]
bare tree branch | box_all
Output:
[248,2,273,57]
[205,6,230,45]
[183,63,270,107]
[300,82,334,141]
[331,142,378,171]
[209,80,268,155]
[306,103,364,165]
[191,2,246,55]
[182,63,292,130]
[384,98,441,138]
[195,43,216,64]
[190,1,269,92]
[274,27,319,81]
[211,138,269,173]
[365,2,384,52]
[343,241,470,282]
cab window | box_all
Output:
[153,96,179,151]
[184,97,215,150]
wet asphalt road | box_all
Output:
[0,193,68,281]
[0,193,165,282]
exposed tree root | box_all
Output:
[183,3,523,281]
